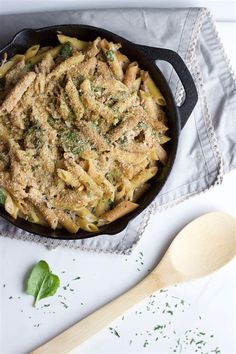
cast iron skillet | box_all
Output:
[0,24,198,240]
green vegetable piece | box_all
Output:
[0,188,6,205]
[23,63,34,72]
[26,260,60,307]
[105,50,115,62]
[60,42,73,59]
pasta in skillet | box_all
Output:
[0,34,170,233]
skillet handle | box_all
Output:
[137,45,198,129]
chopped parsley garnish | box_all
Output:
[60,301,68,309]
[105,50,115,62]
[60,42,73,59]
[59,129,85,156]
[143,340,149,347]
[109,327,120,338]
[0,189,6,205]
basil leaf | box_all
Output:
[26,260,60,306]
[0,188,6,205]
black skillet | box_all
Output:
[0,24,198,240]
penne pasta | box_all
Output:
[101,200,138,222]
[65,77,84,121]
[27,45,62,65]
[57,34,88,50]
[0,72,36,114]
[57,210,80,233]
[24,45,40,61]
[0,54,25,78]
[0,34,170,234]
[31,201,58,230]
[57,169,80,187]
[101,38,124,81]
[141,71,167,106]
[4,193,19,219]
[123,62,138,90]
[131,167,158,189]
[77,217,98,232]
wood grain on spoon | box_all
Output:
[31,212,236,354]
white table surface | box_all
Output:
[0,4,236,354]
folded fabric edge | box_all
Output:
[150,7,236,215]
[0,205,153,255]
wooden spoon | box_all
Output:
[31,212,236,354]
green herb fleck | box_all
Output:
[154,325,163,330]
[73,276,80,280]
[109,327,120,338]
[167,310,173,315]
[60,301,68,309]
[59,129,85,155]
[196,340,203,345]
[143,340,149,348]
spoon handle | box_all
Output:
[30,274,161,354]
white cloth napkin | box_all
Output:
[0,8,235,254]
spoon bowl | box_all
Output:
[155,212,236,283]
[31,212,236,354]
